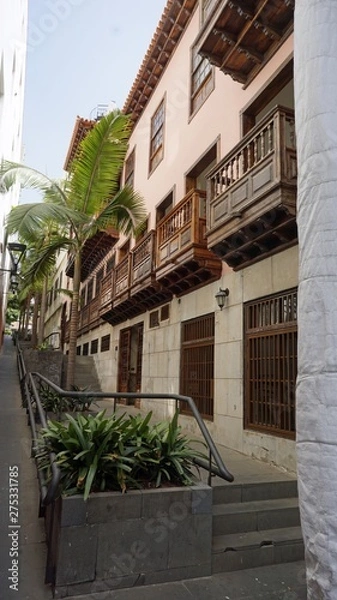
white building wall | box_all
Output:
[57,3,298,472]
[0,0,27,325]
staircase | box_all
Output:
[68,355,102,391]
[212,478,303,573]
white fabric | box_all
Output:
[295,1,337,597]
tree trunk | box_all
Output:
[295,2,337,597]
[38,278,48,345]
[65,253,81,389]
[31,292,40,347]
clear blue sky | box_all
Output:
[23,0,167,180]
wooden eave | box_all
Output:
[196,0,294,86]
[66,230,119,281]
[63,116,95,172]
[123,0,198,124]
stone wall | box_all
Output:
[51,483,212,597]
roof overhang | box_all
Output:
[123,0,198,123]
[196,0,294,86]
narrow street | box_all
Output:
[0,336,52,600]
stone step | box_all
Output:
[212,479,298,505]
[213,497,300,535]
[73,356,101,391]
[212,526,304,573]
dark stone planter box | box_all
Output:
[50,483,212,597]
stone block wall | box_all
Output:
[52,483,212,597]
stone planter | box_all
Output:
[49,482,212,598]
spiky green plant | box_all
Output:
[37,410,206,500]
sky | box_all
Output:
[23,0,168,182]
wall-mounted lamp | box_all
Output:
[0,242,26,276]
[0,242,26,293]
[215,287,229,310]
[7,242,26,274]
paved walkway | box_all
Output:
[0,336,307,599]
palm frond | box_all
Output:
[24,237,76,283]
[6,202,84,241]
[68,111,133,216]
[92,186,147,237]
[0,160,68,203]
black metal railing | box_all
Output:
[19,356,234,509]
[17,346,234,587]
[42,331,61,350]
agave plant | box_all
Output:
[38,410,207,500]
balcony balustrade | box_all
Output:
[156,189,222,295]
[206,105,297,269]
[78,296,101,334]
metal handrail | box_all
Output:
[16,344,61,510]
[30,372,234,499]
[42,331,60,349]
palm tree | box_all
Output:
[295,1,337,597]
[1,110,146,388]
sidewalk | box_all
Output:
[0,336,307,599]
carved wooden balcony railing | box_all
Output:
[130,230,172,307]
[78,296,101,334]
[100,272,114,311]
[113,255,131,307]
[99,232,173,326]
[206,105,297,270]
[196,0,294,86]
[156,189,222,295]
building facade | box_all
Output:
[0,0,28,335]
[45,0,297,471]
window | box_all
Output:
[156,191,173,224]
[119,240,130,261]
[191,45,213,115]
[161,304,170,321]
[201,0,217,24]
[244,289,297,438]
[91,338,98,354]
[185,142,217,193]
[83,342,89,356]
[149,310,159,328]
[125,148,135,188]
[180,313,214,419]
[87,280,94,303]
[76,346,81,356]
[149,99,165,173]
[106,255,115,273]
[96,268,104,297]
[101,334,110,352]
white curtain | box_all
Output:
[295,1,337,597]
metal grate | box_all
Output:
[245,289,297,438]
[180,313,214,419]
[100,334,110,352]
[149,310,159,328]
[90,339,98,354]
[161,304,170,321]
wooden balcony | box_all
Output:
[156,189,222,296]
[130,230,172,307]
[196,0,294,86]
[100,233,172,326]
[66,229,119,281]
[206,105,297,270]
[78,296,102,334]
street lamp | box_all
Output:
[7,242,26,274]
[0,242,26,292]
